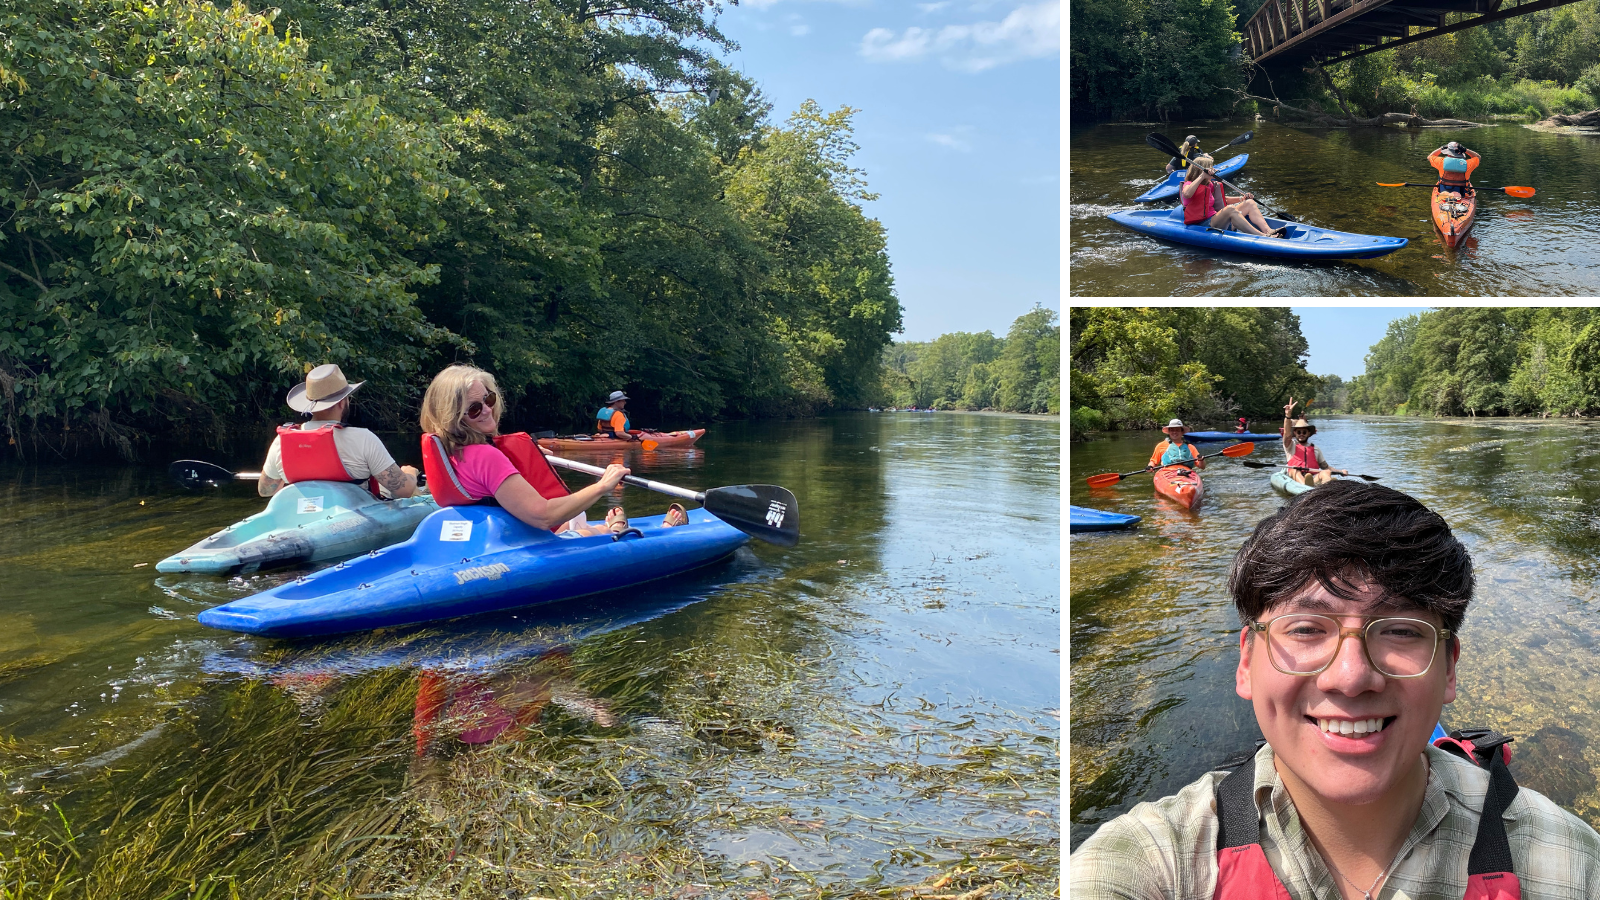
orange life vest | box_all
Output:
[420,432,571,517]
[276,423,381,498]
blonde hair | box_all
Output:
[420,365,502,459]
[1185,155,1216,182]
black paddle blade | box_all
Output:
[1219,130,1254,151]
[702,484,799,547]
[1146,132,1181,157]
[169,459,235,490]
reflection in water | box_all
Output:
[1071,416,1600,846]
[0,412,1059,897]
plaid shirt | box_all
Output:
[1071,743,1600,900]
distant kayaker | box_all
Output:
[595,390,641,441]
[258,364,420,499]
[1430,142,1479,199]
[1235,417,1250,434]
[1073,481,1600,898]
[1180,156,1286,239]
[1164,134,1201,175]
[421,366,688,535]
[1147,419,1205,472]
[1280,398,1348,486]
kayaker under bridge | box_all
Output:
[1244,0,1588,67]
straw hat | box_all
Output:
[287,364,364,413]
[1289,418,1317,436]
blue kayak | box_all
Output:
[1135,154,1249,202]
[1070,506,1142,534]
[197,506,749,638]
[1108,207,1407,260]
[1186,431,1281,442]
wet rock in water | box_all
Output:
[1508,726,1596,807]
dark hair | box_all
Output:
[1229,481,1474,632]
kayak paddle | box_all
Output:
[1086,441,1257,488]
[1376,182,1536,198]
[1145,133,1300,223]
[169,459,429,490]
[1239,459,1382,481]
[169,460,262,489]
[1147,130,1254,161]
[543,455,799,547]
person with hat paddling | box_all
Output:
[1430,141,1479,201]
[1147,419,1205,473]
[1282,397,1348,487]
[1165,135,1202,175]
[258,364,420,499]
[596,390,642,441]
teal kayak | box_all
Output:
[1270,469,1314,496]
[157,482,439,575]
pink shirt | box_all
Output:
[452,443,520,500]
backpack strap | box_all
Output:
[1216,741,1265,850]
[1434,728,1519,881]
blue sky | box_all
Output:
[713,0,1061,342]
[1293,306,1430,380]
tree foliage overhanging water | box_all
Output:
[0,0,903,456]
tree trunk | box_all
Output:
[1537,109,1600,127]
[1228,90,1484,128]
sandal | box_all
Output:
[605,507,629,535]
[663,503,689,528]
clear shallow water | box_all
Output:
[0,412,1060,897]
[1071,417,1600,846]
[1069,118,1600,296]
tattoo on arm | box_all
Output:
[258,474,286,497]
[375,464,411,498]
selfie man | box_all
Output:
[1072,481,1600,899]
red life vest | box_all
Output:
[420,432,571,517]
[1286,441,1320,471]
[1213,728,1521,900]
[276,423,381,498]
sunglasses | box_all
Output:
[464,389,497,421]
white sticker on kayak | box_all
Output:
[441,520,472,542]
[297,496,324,515]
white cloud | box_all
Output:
[860,1,1059,71]
[790,23,811,35]
[917,1,952,11]
[926,132,973,152]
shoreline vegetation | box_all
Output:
[1070,0,1600,125]
[2,0,905,462]
[1073,307,1600,443]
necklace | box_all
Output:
[1323,841,1408,900]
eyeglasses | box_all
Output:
[464,389,497,421]
[1249,613,1453,678]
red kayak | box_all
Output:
[536,429,705,452]
[1154,465,1203,510]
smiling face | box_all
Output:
[1163,426,1186,441]
[1236,576,1457,808]
[1293,427,1312,442]
[463,380,498,435]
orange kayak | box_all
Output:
[1153,465,1203,510]
[1428,149,1478,247]
[536,429,705,451]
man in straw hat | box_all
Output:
[258,364,420,499]
[1282,397,1348,487]
[1146,418,1205,473]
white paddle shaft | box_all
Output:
[544,455,704,502]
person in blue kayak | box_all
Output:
[595,390,643,441]
[1180,156,1286,238]
[1280,398,1348,486]
[1165,134,1201,175]
[1235,417,1250,434]
[258,364,420,500]
[1146,419,1205,473]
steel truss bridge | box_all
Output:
[1243,0,1589,66]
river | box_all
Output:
[1068,117,1600,296]
[0,412,1060,898]
[1070,416,1600,847]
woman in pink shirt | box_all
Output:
[420,365,651,535]
[1179,155,1284,238]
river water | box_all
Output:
[1069,117,1600,296]
[0,412,1060,898]
[1071,417,1600,847]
